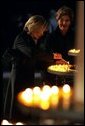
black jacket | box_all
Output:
[13,31,54,70]
[10,30,55,86]
[46,26,75,64]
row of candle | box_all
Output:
[17,84,73,110]
[1,120,24,125]
[1,84,72,125]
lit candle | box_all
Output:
[50,86,59,108]
[39,85,51,110]
[61,84,72,110]
[17,88,33,107]
[32,86,41,107]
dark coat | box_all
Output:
[46,26,75,64]
[12,31,54,87]
[3,30,54,121]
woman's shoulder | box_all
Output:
[18,31,28,37]
[68,27,75,37]
[15,30,30,41]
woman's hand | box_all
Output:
[55,59,69,65]
[53,53,62,60]
[53,53,69,65]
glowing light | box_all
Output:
[22,88,33,103]
[32,86,41,106]
[17,84,72,110]
[1,120,9,125]
[62,84,71,93]
[1,119,24,125]
[25,88,33,95]
[69,49,80,53]
[42,85,51,97]
[40,100,50,110]
[17,88,33,106]
[51,85,59,94]
[48,64,71,72]
[33,86,41,95]
[16,122,23,125]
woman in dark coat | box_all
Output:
[46,6,75,65]
[3,15,54,122]
[45,6,76,88]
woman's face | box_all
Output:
[57,15,71,34]
[31,26,45,40]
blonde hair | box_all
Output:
[24,15,47,33]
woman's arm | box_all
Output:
[14,34,32,58]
